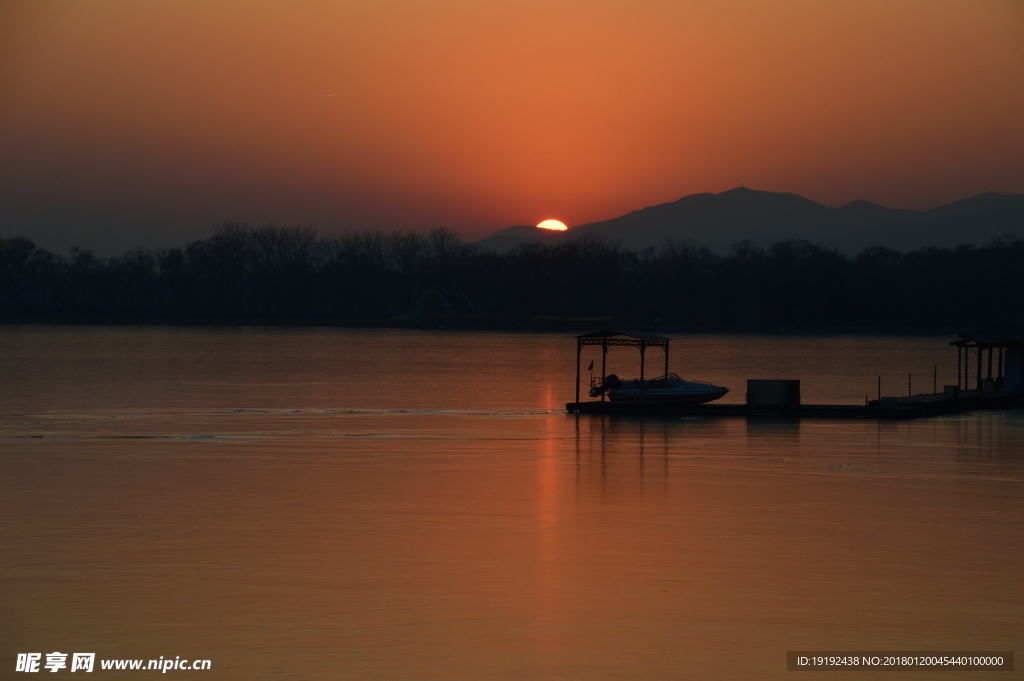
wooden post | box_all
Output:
[575,339,581,405]
[963,346,966,390]
[966,346,971,390]
[964,346,968,390]
[976,346,982,389]
[601,337,607,402]
[957,346,962,391]
[987,346,993,380]
[639,341,646,403]
[664,343,669,377]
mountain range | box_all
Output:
[475,187,1024,255]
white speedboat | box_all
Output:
[590,372,728,404]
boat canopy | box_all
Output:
[573,330,671,403]
[576,329,670,346]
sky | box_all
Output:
[1,0,1022,255]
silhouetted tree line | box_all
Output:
[2,222,1022,330]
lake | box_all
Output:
[2,326,1021,679]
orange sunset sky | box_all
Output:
[1,0,1022,254]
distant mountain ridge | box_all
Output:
[476,187,1024,254]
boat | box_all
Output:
[589,372,729,404]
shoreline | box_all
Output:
[0,315,964,336]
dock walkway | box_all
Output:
[566,326,1024,420]
[566,390,1024,419]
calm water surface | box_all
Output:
[1,327,1021,680]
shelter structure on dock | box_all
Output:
[951,322,1024,392]
[574,330,670,404]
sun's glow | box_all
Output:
[536,219,568,231]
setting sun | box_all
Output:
[536,219,568,231]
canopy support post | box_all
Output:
[575,339,581,405]
[639,341,646,403]
[601,337,608,402]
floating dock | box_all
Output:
[567,389,1024,420]
[566,327,1024,420]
